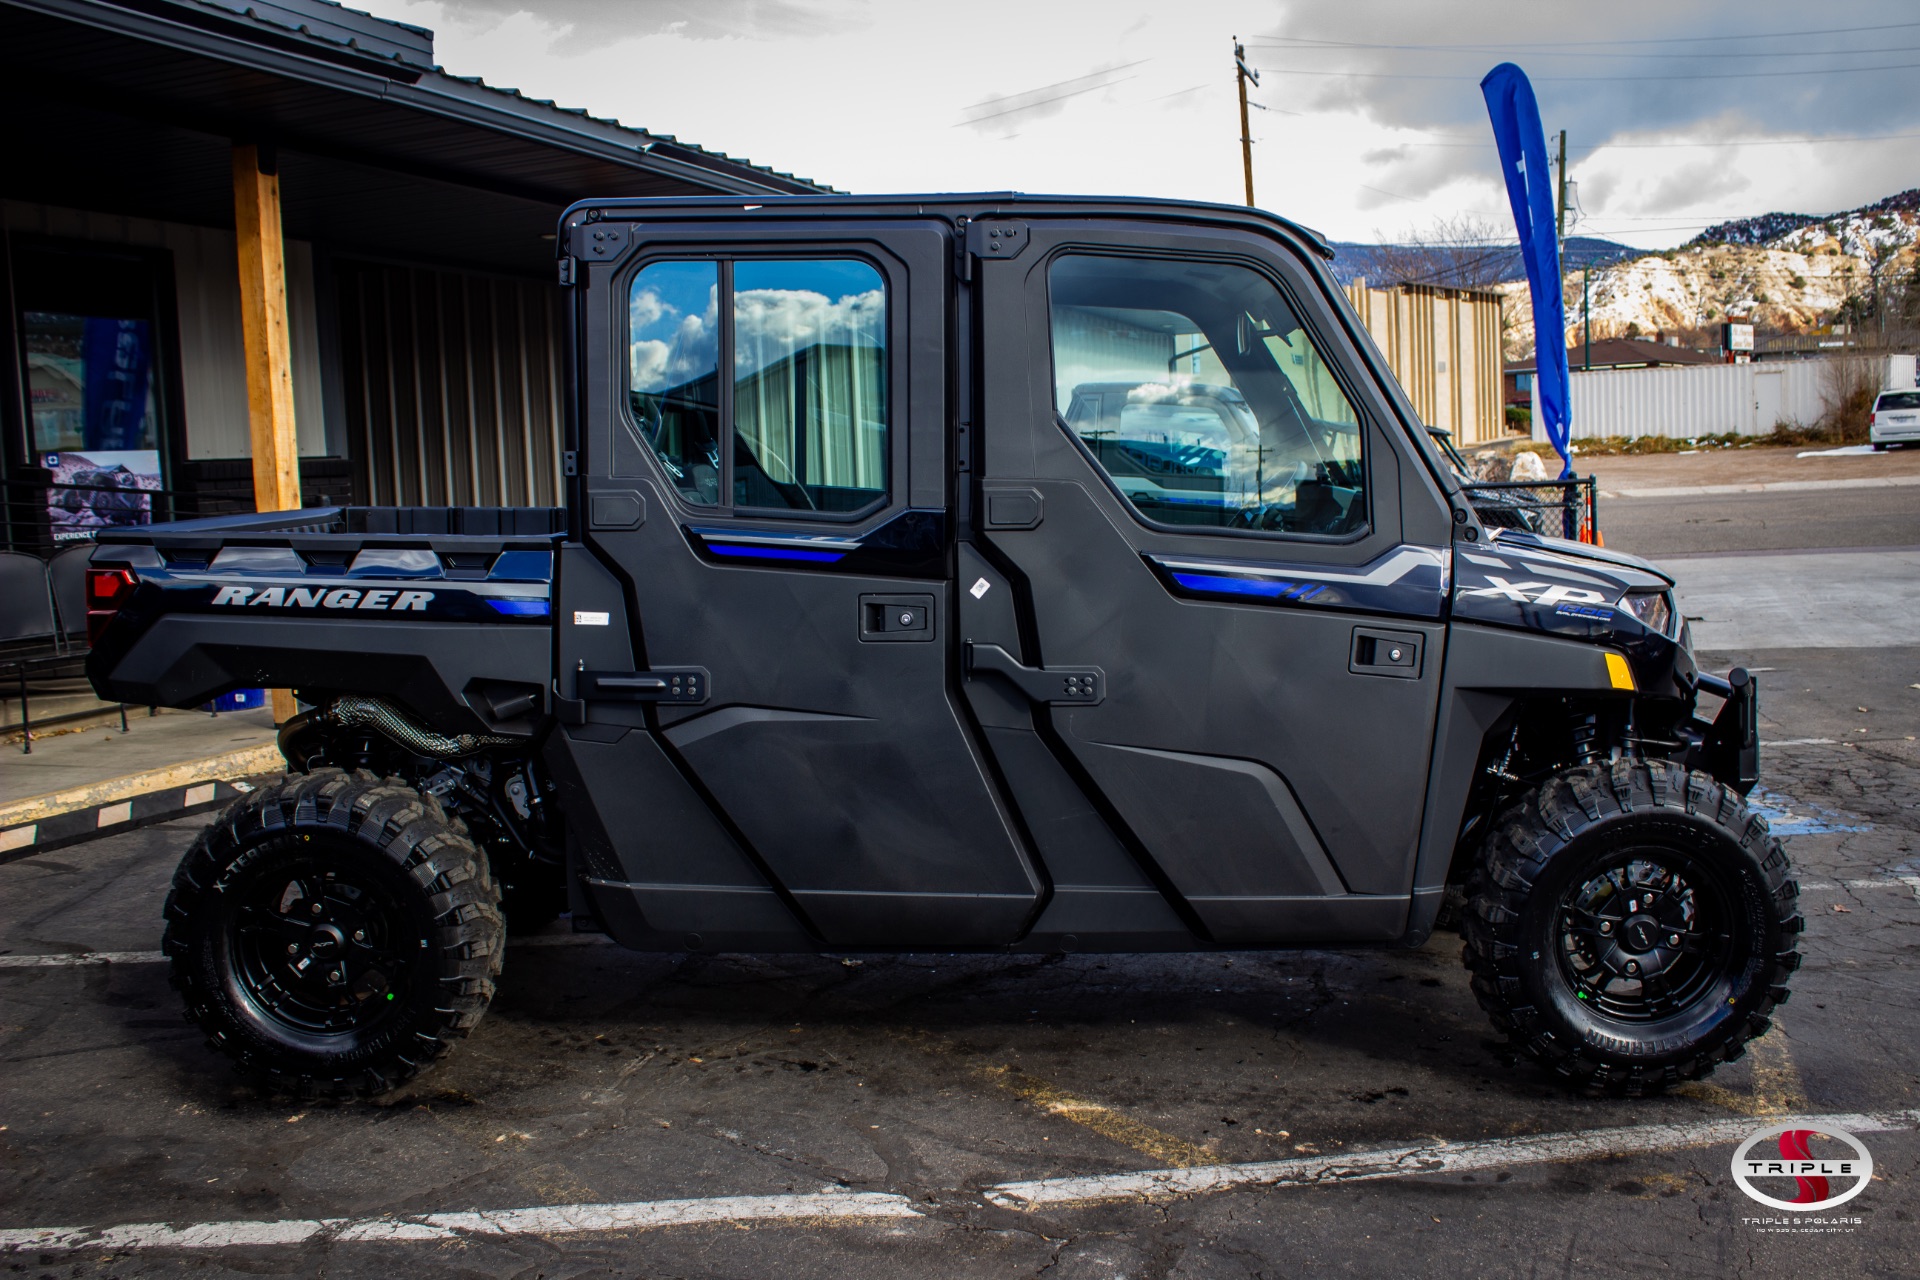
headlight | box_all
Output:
[1622,590,1676,637]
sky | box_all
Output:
[371,0,1920,250]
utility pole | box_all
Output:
[1554,129,1568,311]
[1583,267,1592,370]
[1235,38,1259,207]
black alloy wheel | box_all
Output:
[1554,852,1736,1025]
[165,768,503,1099]
[227,851,420,1040]
[1463,760,1801,1095]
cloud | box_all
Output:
[631,287,717,392]
[435,0,870,47]
[733,288,884,377]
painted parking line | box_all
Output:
[0,934,621,969]
[1614,474,1920,498]
[9,870,1919,972]
[983,1106,1920,1209]
[0,1189,922,1253]
[983,1064,1215,1168]
[9,1108,1918,1252]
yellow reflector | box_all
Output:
[1605,652,1636,691]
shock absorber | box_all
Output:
[1570,707,1601,764]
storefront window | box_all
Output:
[11,241,174,539]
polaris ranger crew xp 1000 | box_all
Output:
[86,195,1794,1100]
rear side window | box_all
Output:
[1049,254,1365,538]
[629,257,888,515]
[733,260,887,513]
[630,261,721,505]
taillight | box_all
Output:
[86,567,136,646]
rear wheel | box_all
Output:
[1463,760,1800,1095]
[163,769,503,1099]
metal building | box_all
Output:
[1343,280,1506,445]
[1,0,829,550]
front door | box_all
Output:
[575,218,1039,946]
[968,223,1452,943]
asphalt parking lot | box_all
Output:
[3,448,1918,1278]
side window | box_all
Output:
[628,258,888,515]
[1049,254,1365,537]
[630,261,721,505]
[733,260,887,513]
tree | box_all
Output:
[1366,214,1516,290]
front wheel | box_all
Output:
[1462,760,1801,1095]
[163,769,504,1099]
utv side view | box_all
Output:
[86,194,1797,1100]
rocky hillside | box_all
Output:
[1501,190,1918,361]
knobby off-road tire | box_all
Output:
[1463,759,1801,1096]
[163,768,504,1100]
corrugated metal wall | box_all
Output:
[335,261,564,506]
[3,198,329,458]
[1536,358,1844,441]
[1344,280,1505,444]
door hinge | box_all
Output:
[561,450,578,477]
[965,219,1031,262]
[557,257,576,287]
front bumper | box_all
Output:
[1688,667,1759,795]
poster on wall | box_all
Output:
[43,450,163,543]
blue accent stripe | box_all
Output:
[486,598,552,616]
[1171,572,1325,602]
[707,544,846,563]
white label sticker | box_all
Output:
[573,611,611,626]
[969,578,992,599]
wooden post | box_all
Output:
[232,143,301,726]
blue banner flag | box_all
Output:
[1480,63,1571,478]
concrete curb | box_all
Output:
[0,778,274,864]
[0,743,286,865]
[0,744,284,828]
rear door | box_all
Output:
[572,215,1039,946]
[965,218,1453,943]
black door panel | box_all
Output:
[576,222,1042,947]
[973,224,1454,937]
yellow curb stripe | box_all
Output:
[1672,1025,1808,1117]
[0,743,284,828]
[982,1065,1216,1169]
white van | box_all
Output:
[1870,389,1920,450]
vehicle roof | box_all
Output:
[559,192,1334,260]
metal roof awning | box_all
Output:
[1,0,834,274]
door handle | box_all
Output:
[579,666,710,703]
[1349,628,1422,679]
[966,642,1104,705]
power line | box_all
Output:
[1247,20,1920,51]
[1362,131,1920,150]
[1250,37,1920,61]
[1243,61,1920,82]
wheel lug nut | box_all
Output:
[310,903,323,916]
[352,930,365,943]
[286,943,299,955]
[1599,920,1613,935]
[328,970,343,982]
[1668,934,1680,947]
[1624,960,1640,975]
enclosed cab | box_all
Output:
[87,195,1795,1101]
